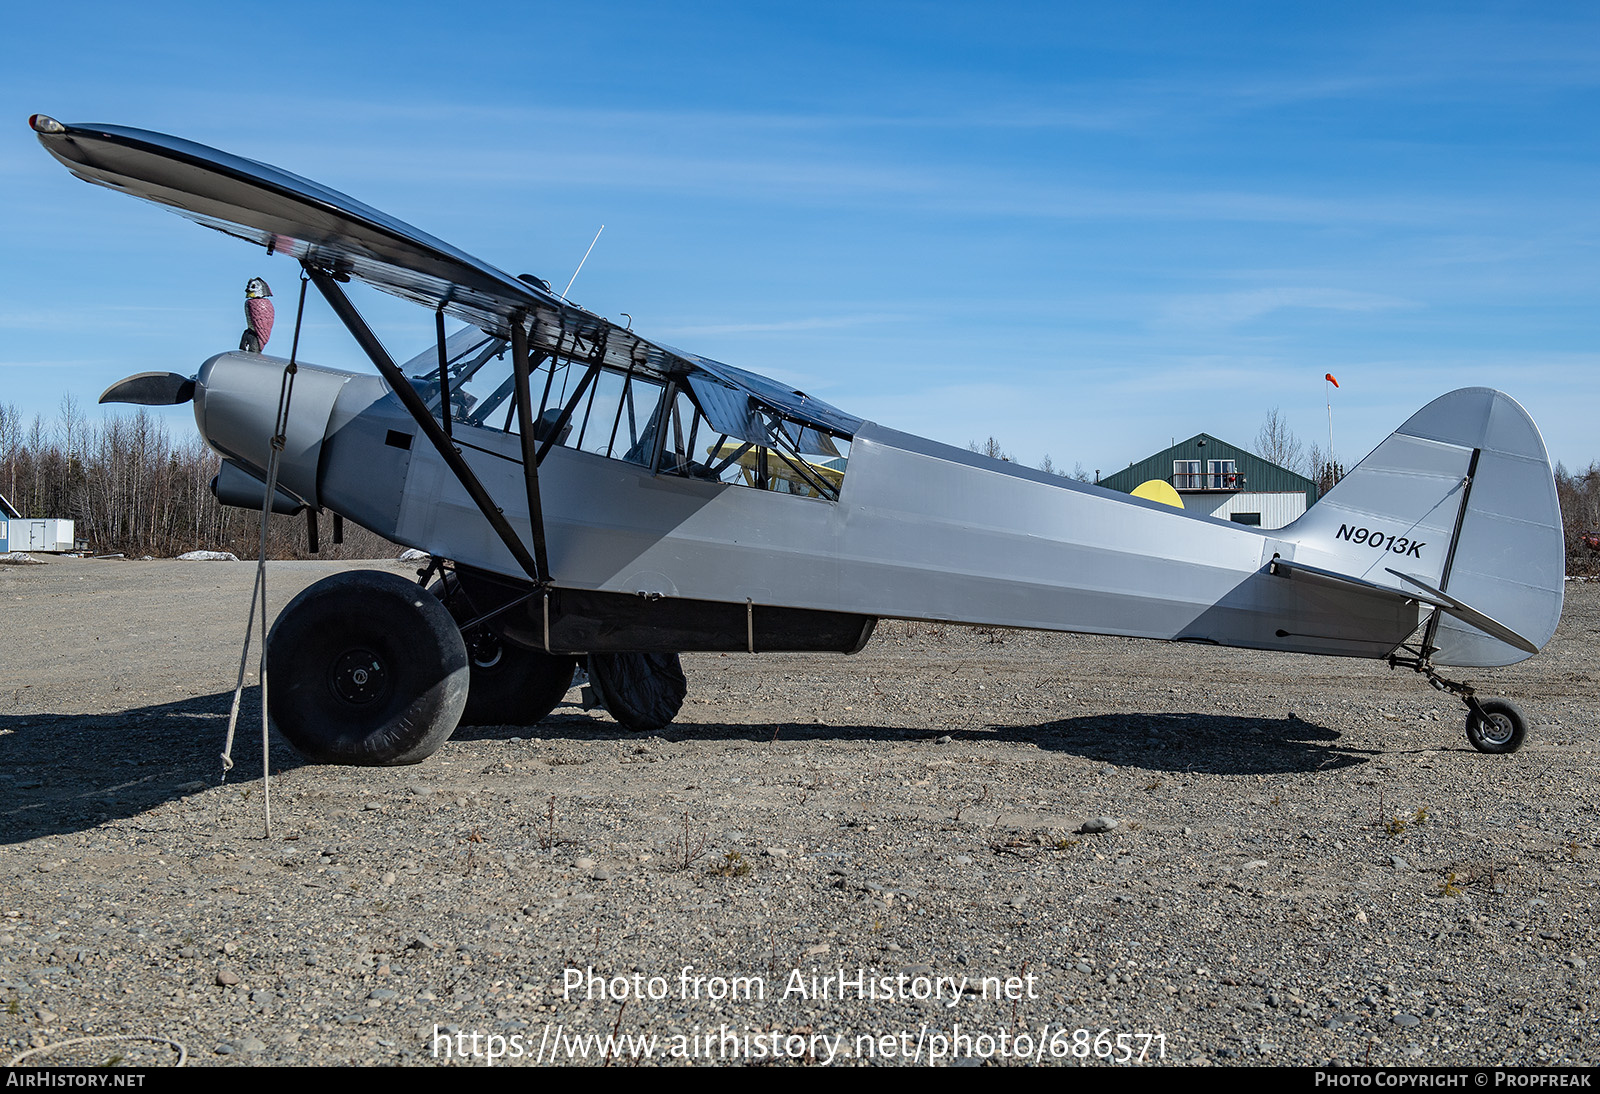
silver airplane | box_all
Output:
[31,115,1566,764]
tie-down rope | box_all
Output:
[219,269,309,838]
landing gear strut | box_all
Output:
[1386,654,1528,754]
[428,574,578,728]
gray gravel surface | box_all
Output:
[1,556,1595,1066]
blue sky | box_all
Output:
[3,1,1596,475]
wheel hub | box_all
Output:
[330,648,388,705]
[1479,713,1514,746]
[468,632,504,671]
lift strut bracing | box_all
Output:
[306,263,548,584]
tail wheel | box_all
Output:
[1465,698,1528,754]
[267,570,468,765]
[588,652,687,732]
[430,577,578,727]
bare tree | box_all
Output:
[969,436,1011,462]
[0,401,20,507]
[1307,442,1344,498]
[0,395,399,559]
[1556,461,1600,573]
[1254,407,1305,474]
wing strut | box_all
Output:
[509,311,552,585]
[433,307,453,440]
[305,263,547,584]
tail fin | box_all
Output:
[1282,388,1564,667]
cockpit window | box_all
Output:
[405,326,850,500]
[659,387,849,500]
[402,326,513,427]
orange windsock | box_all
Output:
[1325,373,1340,388]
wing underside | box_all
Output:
[31,116,859,439]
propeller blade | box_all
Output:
[99,372,196,406]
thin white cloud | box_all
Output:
[1157,287,1415,329]
[50,93,1513,233]
[0,358,107,370]
[657,313,908,337]
[0,306,209,333]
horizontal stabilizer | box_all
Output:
[1269,558,1540,655]
[1269,558,1448,607]
[1385,569,1540,655]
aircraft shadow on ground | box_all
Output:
[1,695,1369,845]
[0,690,308,846]
[463,707,1377,777]
[1007,710,1374,775]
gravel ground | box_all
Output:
[1,555,1595,1067]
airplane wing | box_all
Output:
[29,114,860,438]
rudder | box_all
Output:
[1282,388,1563,667]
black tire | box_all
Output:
[1465,698,1528,754]
[459,632,578,728]
[429,578,578,727]
[588,652,687,733]
[267,570,468,765]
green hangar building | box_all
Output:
[1098,434,1319,530]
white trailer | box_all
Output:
[2,518,75,553]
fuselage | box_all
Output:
[195,350,1423,661]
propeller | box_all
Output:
[99,372,195,406]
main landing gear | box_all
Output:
[1386,654,1528,754]
[266,567,692,766]
[428,575,578,730]
[586,652,688,733]
[428,574,686,733]
[266,570,470,766]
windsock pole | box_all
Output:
[1324,372,1339,473]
